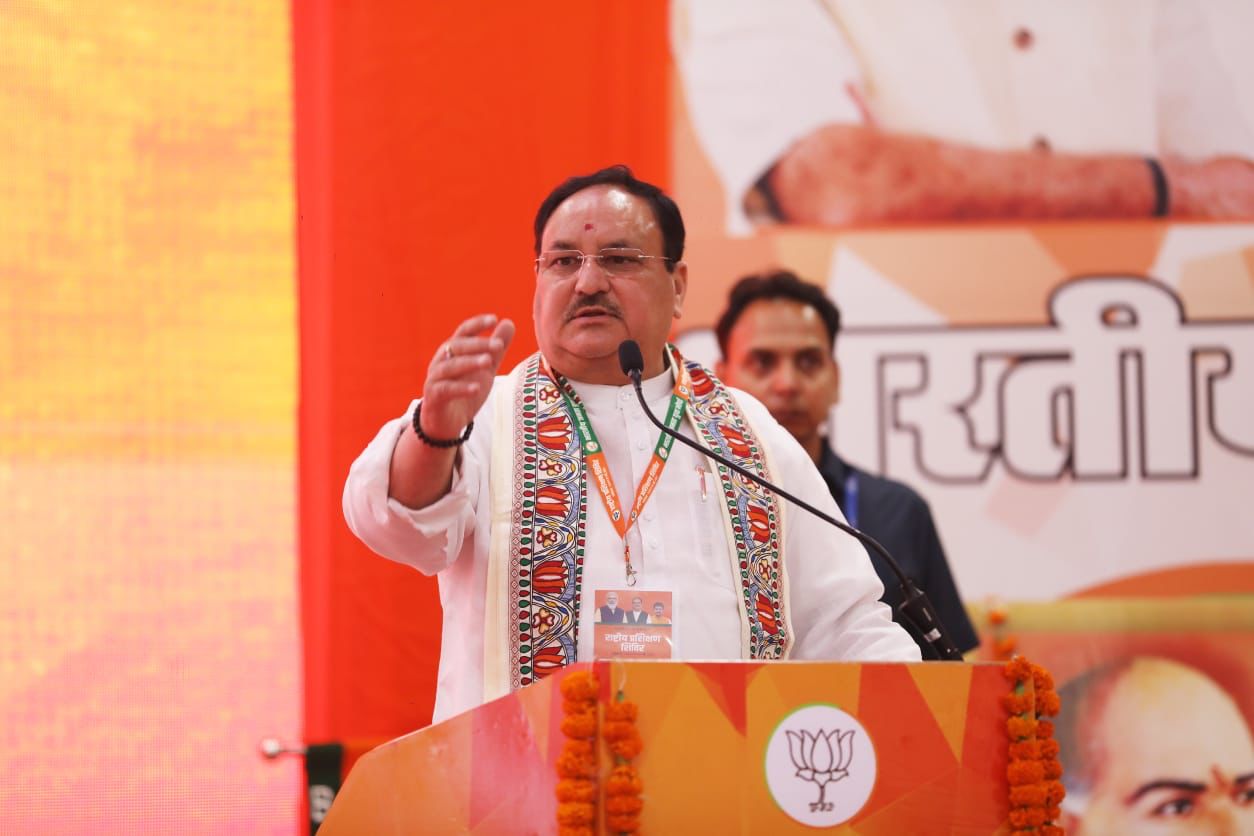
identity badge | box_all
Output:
[592,589,674,659]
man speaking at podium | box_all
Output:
[343,166,919,724]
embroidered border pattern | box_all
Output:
[682,357,788,659]
[510,356,587,688]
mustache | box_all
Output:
[564,294,623,322]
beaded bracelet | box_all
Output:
[412,402,473,448]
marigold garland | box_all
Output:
[561,707,598,740]
[1004,656,1065,836]
[556,782,598,804]
[554,670,645,836]
[605,764,643,796]
[602,690,644,834]
[556,671,600,836]
[985,599,1019,660]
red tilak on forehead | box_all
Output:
[584,223,594,231]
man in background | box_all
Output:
[1056,656,1254,834]
[715,270,979,656]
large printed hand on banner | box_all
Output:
[419,313,515,440]
[765,125,1254,226]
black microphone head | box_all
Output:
[618,340,644,379]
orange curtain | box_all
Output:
[294,2,672,742]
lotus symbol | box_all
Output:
[785,728,855,811]
[766,706,875,826]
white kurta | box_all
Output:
[343,366,920,724]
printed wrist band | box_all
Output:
[1146,157,1170,218]
[412,402,473,448]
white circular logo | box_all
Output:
[764,703,877,828]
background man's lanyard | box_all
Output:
[546,360,691,585]
[843,472,859,529]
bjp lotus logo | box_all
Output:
[785,728,855,811]
[765,705,877,827]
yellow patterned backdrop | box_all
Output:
[1,1,298,830]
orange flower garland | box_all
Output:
[985,599,1018,660]
[602,693,644,834]
[555,669,645,835]
[1003,657,1065,835]
[557,671,599,836]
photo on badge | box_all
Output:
[593,589,674,660]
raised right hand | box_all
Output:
[419,313,516,440]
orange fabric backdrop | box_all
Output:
[294,2,673,741]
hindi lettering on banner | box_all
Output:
[838,277,1254,484]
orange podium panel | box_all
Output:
[320,661,1012,834]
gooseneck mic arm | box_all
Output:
[617,340,962,661]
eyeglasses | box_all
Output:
[535,248,673,278]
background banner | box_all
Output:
[668,0,1254,602]
[669,7,1254,828]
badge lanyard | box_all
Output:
[546,360,691,585]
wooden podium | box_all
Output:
[320,660,1011,834]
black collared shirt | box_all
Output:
[818,446,980,656]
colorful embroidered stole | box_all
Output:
[485,348,788,696]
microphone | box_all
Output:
[618,339,962,661]
[617,339,646,383]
